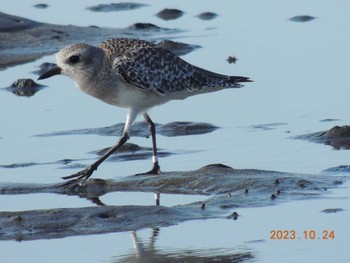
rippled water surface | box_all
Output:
[1,0,350,262]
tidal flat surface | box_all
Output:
[1,0,350,262]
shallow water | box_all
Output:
[1,0,350,262]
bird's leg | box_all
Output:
[143,113,161,206]
[63,108,138,180]
[62,133,129,180]
[143,113,161,174]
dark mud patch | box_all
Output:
[156,8,184,21]
[0,162,39,169]
[86,2,148,12]
[321,208,345,214]
[93,143,172,162]
[157,40,201,56]
[0,164,347,241]
[34,121,219,138]
[196,12,218,21]
[0,159,88,170]
[293,125,350,149]
[127,22,164,31]
[32,62,57,76]
[0,142,173,170]
[33,3,49,9]
[0,12,180,69]
[320,118,341,123]
[243,122,288,131]
[2,122,217,169]
[289,15,316,22]
[2,78,46,97]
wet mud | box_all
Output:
[294,125,350,149]
[0,164,346,241]
[0,12,185,69]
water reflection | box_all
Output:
[114,229,254,263]
[57,179,162,206]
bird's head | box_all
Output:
[38,43,104,83]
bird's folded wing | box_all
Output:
[112,48,203,96]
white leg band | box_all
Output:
[154,193,160,200]
[152,156,158,163]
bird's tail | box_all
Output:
[194,66,253,89]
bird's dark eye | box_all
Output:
[68,55,80,64]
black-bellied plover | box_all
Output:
[38,38,252,180]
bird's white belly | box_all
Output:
[80,80,166,111]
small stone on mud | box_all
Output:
[227,56,237,64]
[11,79,40,88]
[297,180,312,188]
[227,211,239,220]
[156,8,184,21]
[4,78,45,97]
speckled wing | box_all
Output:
[112,45,204,96]
[110,39,249,96]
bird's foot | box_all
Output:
[62,164,97,180]
[136,162,161,176]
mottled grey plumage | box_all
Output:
[102,38,250,96]
[38,38,252,182]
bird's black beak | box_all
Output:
[38,66,62,80]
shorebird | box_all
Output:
[38,38,252,181]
